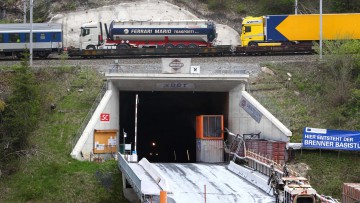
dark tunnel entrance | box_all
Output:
[119,91,228,163]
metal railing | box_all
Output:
[117,152,142,200]
[245,150,339,203]
[71,83,107,147]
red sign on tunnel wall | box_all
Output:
[100,113,110,122]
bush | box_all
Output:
[331,0,360,13]
[207,0,229,11]
[260,0,294,14]
[235,3,246,14]
[0,56,40,173]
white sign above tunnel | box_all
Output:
[162,58,191,73]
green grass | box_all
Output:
[294,150,360,198]
[0,67,128,202]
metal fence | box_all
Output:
[71,82,107,147]
[118,152,142,200]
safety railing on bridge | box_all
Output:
[117,152,142,200]
[71,83,107,147]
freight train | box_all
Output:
[71,13,360,57]
[79,20,217,50]
[0,23,63,58]
[2,13,360,59]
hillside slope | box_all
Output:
[0,66,128,202]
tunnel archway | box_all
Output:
[119,91,228,163]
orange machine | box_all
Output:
[196,115,224,140]
[196,115,224,163]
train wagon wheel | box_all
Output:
[248,41,258,46]
[176,44,186,48]
[165,44,175,48]
[117,44,130,49]
[15,52,24,59]
[86,45,96,50]
[38,52,50,59]
[188,44,198,48]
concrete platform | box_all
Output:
[129,163,162,195]
[153,163,275,203]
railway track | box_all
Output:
[0,54,317,63]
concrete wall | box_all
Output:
[229,88,291,142]
[71,82,119,160]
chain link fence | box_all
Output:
[71,82,107,147]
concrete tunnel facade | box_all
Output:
[70,60,292,161]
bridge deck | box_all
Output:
[153,163,274,203]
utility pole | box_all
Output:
[319,0,323,60]
[134,94,138,153]
[30,0,33,66]
[23,0,27,23]
[295,0,298,15]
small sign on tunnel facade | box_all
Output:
[161,58,191,73]
[100,113,110,122]
[156,82,195,89]
[240,96,263,123]
[191,66,200,74]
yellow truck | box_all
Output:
[241,14,360,47]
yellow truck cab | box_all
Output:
[240,16,264,47]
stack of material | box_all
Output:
[343,183,360,203]
[234,139,288,164]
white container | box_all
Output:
[131,154,138,162]
[196,139,224,163]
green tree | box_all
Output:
[208,0,230,11]
[0,56,40,169]
[315,40,360,128]
[260,0,295,14]
[320,40,360,105]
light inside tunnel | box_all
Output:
[119,91,228,163]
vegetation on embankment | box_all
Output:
[250,40,360,199]
[0,60,127,202]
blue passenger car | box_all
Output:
[0,23,63,58]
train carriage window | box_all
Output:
[9,33,20,43]
[0,34,3,43]
[40,33,46,40]
[25,33,37,42]
[52,33,57,41]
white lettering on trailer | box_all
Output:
[155,29,172,34]
[174,30,195,34]
[130,29,153,34]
